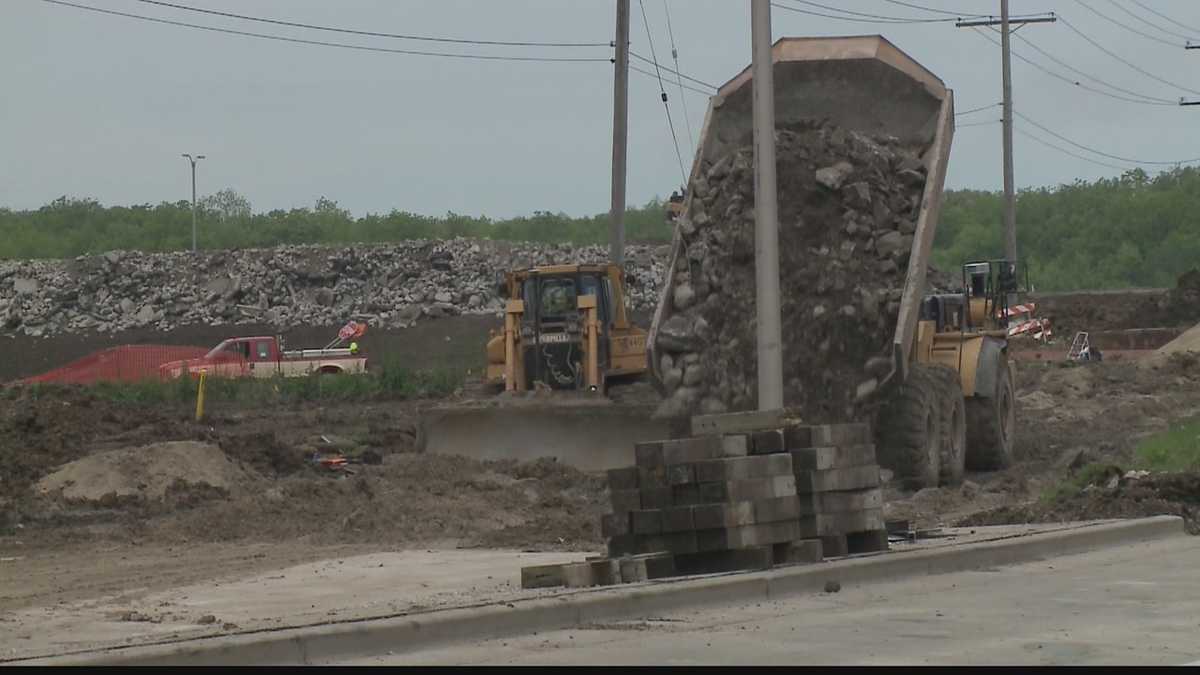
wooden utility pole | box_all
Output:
[957,8,1055,267]
[610,0,630,268]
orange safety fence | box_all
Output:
[17,344,210,385]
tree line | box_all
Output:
[2,166,1197,291]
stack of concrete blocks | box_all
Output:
[692,410,889,557]
[601,431,825,576]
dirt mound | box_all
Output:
[35,441,249,504]
[955,471,1200,534]
[655,120,926,422]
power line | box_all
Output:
[969,26,1178,107]
[662,0,696,158]
[1057,16,1200,97]
[637,0,687,185]
[1070,0,1182,48]
[1014,127,1129,172]
[956,102,1000,117]
[130,0,609,48]
[41,0,611,62]
[1101,0,1196,42]
[771,1,954,24]
[629,52,717,90]
[957,119,1001,128]
[1013,110,1200,166]
[1009,30,1177,104]
[1129,0,1200,35]
[784,0,962,23]
[630,64,711,96]
[878,0,984,18]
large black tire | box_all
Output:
[928,365,967,487]
[965,355,1016,471]
[875,365,943,490]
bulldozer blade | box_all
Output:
[416,401,671,472]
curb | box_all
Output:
[15,516,1185,666]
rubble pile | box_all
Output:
[0,239,670,337]
[655,121,932,422]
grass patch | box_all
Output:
[1040,463,1119,504]
[1133,416,1200,473]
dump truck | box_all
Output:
[647,35,1016,489]
[415,263,671,472]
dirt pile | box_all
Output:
[655,121,928,422]
[35,441,249,504]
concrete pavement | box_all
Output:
[345,534,1200,666]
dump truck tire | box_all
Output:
[965,355,1016,471]
[875,365,942,490]
[928,365,967,487]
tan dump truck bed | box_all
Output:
[647,35,956,395]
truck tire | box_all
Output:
[875,365,942,490]
[965,354,1016,471]
[928,365,967,487]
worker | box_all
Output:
[349,341,359,355]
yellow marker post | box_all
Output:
[195,370,207,422]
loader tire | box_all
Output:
[928,365,967,487]
[965,355,1016,471]
[875,365,943,490]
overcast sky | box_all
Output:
[4,0,1200,218]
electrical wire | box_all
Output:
[956,119,1000,128]
[629,52,717,90]
[40,0,611,62]
[1070,0,1183,48]
[1101,0,1196,42]
[970,26,1178,107]
[1010,31,1177,104]
[130,0,609,48]
[784,0,963,23]
[956,102,1000,117]
[879,0,986,18]
[771,1,952,24]
[662,0,696,158]
[1057,15,1200,97]
[637,0,688,186]
[1014,110,1200,166]
[630,64,711,96]
[1014,127,1130,172]
[1129,0,1200,36]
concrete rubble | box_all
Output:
[0,238,671,337]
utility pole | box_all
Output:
[750,0,783,412]
[181,153,205,252]
[957,8,1055,267]
[610,0,630,269]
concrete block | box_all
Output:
[693,456,780,483]
[618,553,677,583]
[607,534,637,558]
[676,545,775,575]
[773,539,824,565]
[661,437,724,465]
[794,465,881,493]
[789,444,877,471]
[600,512,631,538]
[606,466,640,491]
[846,529,890,554]
[697,521,802,551]
[562,562,596,588]
[610,489,641,513]
[640,487,674,510]
[638,466,667,489]
[662,506,695,533]
[820,534,849,558]
[671,483,702,506]
[634,441,664,468]
[632,509,663,535]
[816,488,884,513]
[783,423,870,449]
[750,429,786,455]
[520,563,566,589]
[589,559,621,586]
[691,408,804,436]
[753,496,801,523]
[637,531,698,555]
[698,476,796,503]
[692,502,755,530]
[667,464,695,486]
[818,508,885,536]
[721,434,749,457]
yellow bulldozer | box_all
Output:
[415,263,671,471]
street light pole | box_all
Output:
[181,153,205,252]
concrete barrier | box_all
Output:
[13,516,1185,666]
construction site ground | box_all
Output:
[4,313,1200,661]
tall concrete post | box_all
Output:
[750,0,783,411]
[610,0,630,269]
[1001,0,1017,264]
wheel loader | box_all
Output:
[646,35,1018,489]
[415,263,671,471]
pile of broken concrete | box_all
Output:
[654,121,933,423]
[0,239,670,337]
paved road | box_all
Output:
[342,536,1200,666]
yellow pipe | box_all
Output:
[195,370,207,422]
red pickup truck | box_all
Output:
[160,335,368,380]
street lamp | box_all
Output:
[181,153,206,252]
